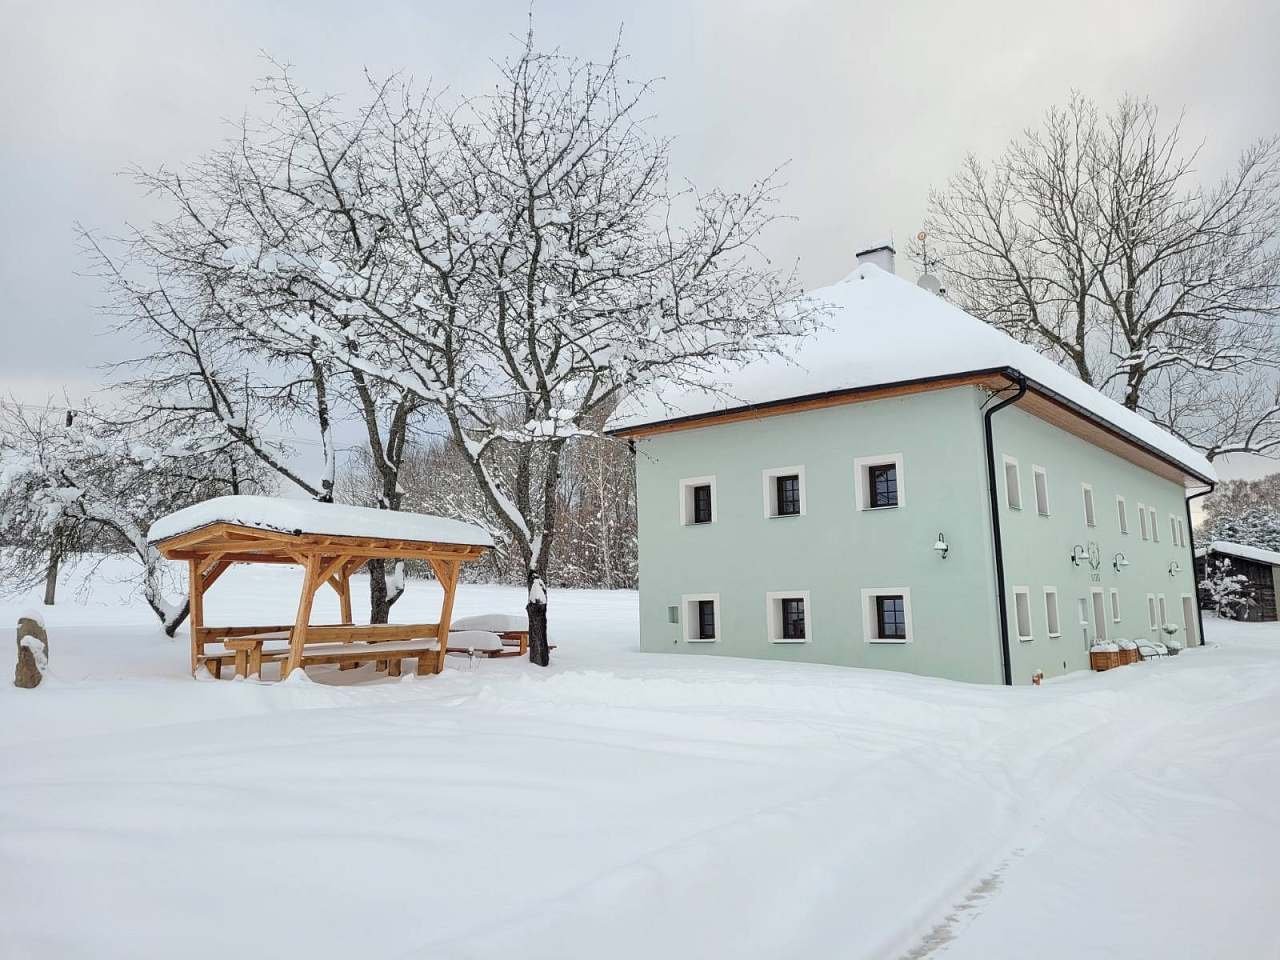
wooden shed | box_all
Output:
[1194,540,1280,622]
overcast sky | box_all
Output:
[5,0,1280,479]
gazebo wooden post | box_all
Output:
[338,568,353,625]
[428,558,461,675]
[284,555,323,680]
[188,559,204,676]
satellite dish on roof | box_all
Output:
[917,273,943,296]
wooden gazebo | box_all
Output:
[149,496,492,680]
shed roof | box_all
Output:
[1195,540,1280,568]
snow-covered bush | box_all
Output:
[1198,557,1254,620]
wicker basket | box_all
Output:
[1090,648,1123,671]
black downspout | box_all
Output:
[983,373,1027,686]
[1185,483,1215,646]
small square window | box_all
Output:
[855,454,905,510]
[763,466,805,518]
[781,598,806,640]
[876,595,907,640]
[680,476,716,526]
[776,475,801,516]
[868,464,898,508]
[682,594,719,642]
[767,592,810,643]
[862,588,913,643]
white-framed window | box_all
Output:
[1116,495,1129,535]
[861,588,913,643]
[1169,514,1178,545]
[762,465,806,519]
[681,594,720,642]
[1043,587,1061,638]
[854,453,904,510]
[1147,594,1158,631]
[1081,483,1096,528]
[1013,586,1033,641]
[766,591,810,643]
[1176,517,1186,548]
[1138,502,1148,540]
[1158,594,1168,628]
[1110,588,1121,623]
[679,476,717,526]
[1032,465,1050,516]
[1003,455,1022,511]
[1149,506,1160,542]
[1090,588,1108,643]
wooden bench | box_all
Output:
[199,623,445,679]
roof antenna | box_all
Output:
[916,231,945,297]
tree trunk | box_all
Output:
[366,559,405,624]
[527,572,550,667]
[42,546,60,606]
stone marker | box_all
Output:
[15,616,48,689]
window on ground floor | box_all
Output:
[1014,587,1033,641]
[1044,587,1061,637]
[862,588,914,643]
[766,591,810,643]
[682,595,720,642]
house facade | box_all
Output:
[609,250,1215,685]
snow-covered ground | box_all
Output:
[2,557,1279,959]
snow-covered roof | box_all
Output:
[1195,540,1280,567]
[608,264,1216,483]
[148,495,494,547]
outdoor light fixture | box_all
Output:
[1070,544,1089,566]
[933,532,949,559]
[1113,552,1129,573]
[1169,561,1181,577]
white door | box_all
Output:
[1091,590,1108,643]
[1182,595,1198,647]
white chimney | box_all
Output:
[855,243,896,275]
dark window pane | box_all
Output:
[781,598,806,639]
[868,464,898,508]
[698,600,716,639]
[876,595,906,639]
[693,484,712,524]
[776,475,801,516]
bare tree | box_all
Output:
[920,93,1280,459]
[282,33,813,663]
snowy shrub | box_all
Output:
[1198,558,1254,620]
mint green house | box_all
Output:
[609,248,1216,685]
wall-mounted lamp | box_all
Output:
[933,532,949,559]
[1113,553,1129,573]
[1070,544,1089,567]
[1168,561,1181,578]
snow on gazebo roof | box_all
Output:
[148,495,494,548]
[609,263,1216,484]
[1195,540,1280,568]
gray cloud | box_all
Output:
[5,0,1279,478]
